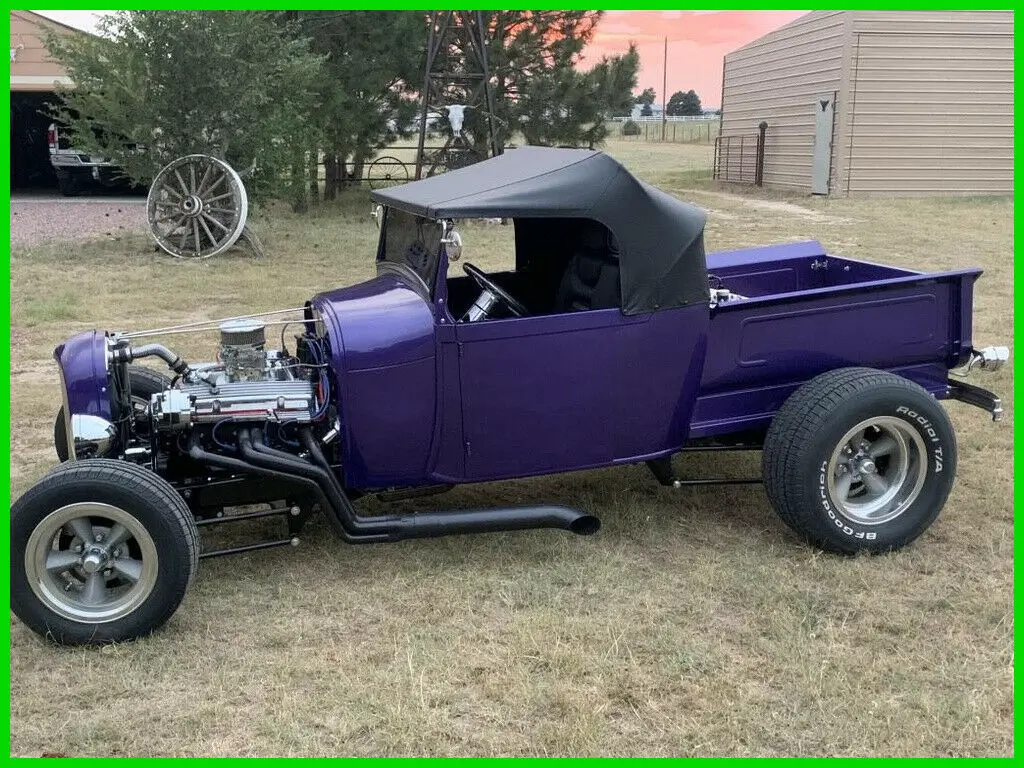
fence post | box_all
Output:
[755,121,768,187]
[713,137,719,179]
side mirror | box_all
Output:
[440,220,462,262]
[370,204,383,229]
[444,230,463,262]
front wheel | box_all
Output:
[11,459,199,644]
[762,367,957,554]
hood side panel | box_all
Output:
[312,276,439,488]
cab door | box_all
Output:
[453,304,709,482]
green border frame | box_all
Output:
[3,4,1017,760]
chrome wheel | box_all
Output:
[24,503,159,624]
[826,416,928,526]
[147,154,248,258]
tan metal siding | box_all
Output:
[844,18,1013,195]
[10,11,75,91]
[721,11,846,191]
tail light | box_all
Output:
[47,124,57,151]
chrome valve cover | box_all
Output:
[152,379,316,428]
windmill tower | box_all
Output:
[413,11,500,179]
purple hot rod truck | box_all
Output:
[11,147,1009,644]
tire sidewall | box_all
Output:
[797,384,957,551]
[11,473,192,644]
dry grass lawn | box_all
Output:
[8,138,1014,756]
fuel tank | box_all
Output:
[310,275,438,488]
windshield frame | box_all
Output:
[375,207,443,299]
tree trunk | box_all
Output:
[289,151,308,213]
[324,155,338,201]
[308,147,320,202]
[349,152,367,188]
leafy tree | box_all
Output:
[286,11,426,200]
[443,12,640,151]
[667,89,702,117]
[43,11,324,204]
[636,86,656,117]
[636,87,656,107]
[517,43,639,148]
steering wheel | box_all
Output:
[463,263,529,318]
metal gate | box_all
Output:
[713,121,768,185]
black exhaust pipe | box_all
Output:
[187,432,387,543]
[294,429,600,540]
[211,429,599,542]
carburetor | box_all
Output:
[219,319,267,381]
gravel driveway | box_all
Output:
[10,196,149,248]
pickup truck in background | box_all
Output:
[47,122,131,196]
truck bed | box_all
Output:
[690,240,982,439]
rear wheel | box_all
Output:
[762,367,957,554]
[11,459,199,644]
[56,171,81,197]
[54,365,170,462]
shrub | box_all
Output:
[621,119,641,136]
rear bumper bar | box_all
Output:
[946,380,1003,422]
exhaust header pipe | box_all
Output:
[190,430,600,543]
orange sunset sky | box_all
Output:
[34,10,806,109]
[582,10,806,108]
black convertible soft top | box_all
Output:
[371,147,708,315]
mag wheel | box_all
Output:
[762,368,957,554]
[11,460,198,645]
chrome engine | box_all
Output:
[147,320,318,429]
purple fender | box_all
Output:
[53,330,112,420]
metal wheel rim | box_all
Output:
[25,502,159,624]
[368,156,409,189]
[826,416,928,526]
[147,154,248,259]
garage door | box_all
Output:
[11,91,58,189]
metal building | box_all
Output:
[718,10,1013,195]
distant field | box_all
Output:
[8,140,1013,757]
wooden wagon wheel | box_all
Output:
[147,155,248,259]
[367,155,410,189]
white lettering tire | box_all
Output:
[762,368,957,554]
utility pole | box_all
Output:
[661,36,668,141]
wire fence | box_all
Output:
[606,119,720,144]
